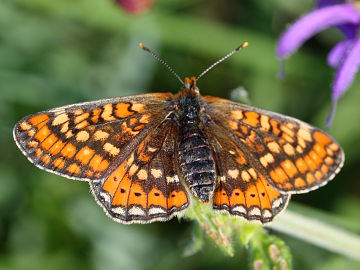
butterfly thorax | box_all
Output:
[176,77,216,203]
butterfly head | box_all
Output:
[184,76,200,95]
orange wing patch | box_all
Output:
[266,127,343,193]
[213,172,289,223]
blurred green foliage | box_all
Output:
[1,0,360,269]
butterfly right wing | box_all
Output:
[203,96,344,194]
[203,120,289,223]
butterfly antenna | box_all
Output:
[139,42,184,86]
[196,41,249,81]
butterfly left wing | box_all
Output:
[14,93,190,223]
[203,96,344,194]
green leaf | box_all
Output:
[247,228,292,270]
[185,198,235,256]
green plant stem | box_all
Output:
[270,209,360,261]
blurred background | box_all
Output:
[1,0,360,269]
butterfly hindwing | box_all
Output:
[203,96,344,194]
[91,120,189,223]
[204,119,289,223]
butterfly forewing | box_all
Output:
[14,93,174,181]
[203,96,344,194]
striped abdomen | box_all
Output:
[178,124,216,202]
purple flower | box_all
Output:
[277,1,360,126]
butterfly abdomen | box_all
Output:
[178,127,216,202]
[177,92,216,202]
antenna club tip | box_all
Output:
[235,41,249,51]
[139,42,150,52]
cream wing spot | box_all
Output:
[325,157,334,165]
[52,113,69,126]
[248,168,257,179]
[283,143,295,155]
[103,142,120,156]
[296,145,304,153]
[262,209,272,219]
[166,175,179,183]
[139,114,150,124]
[228,169,239,179]
[100,191,111,204]
[101,104,116,121]
[28,129,36,137]
[329,143,339,151]
[65,130,74,139]
[76,131,90,142]
[128,206,145,216]
[149,207,167,215]
[326,148,334,156]
[20,121,31,131]
[241,170,251,182]
[280,125,295,137]
[248,207,261,216]
[60,122,69,133]
[137,169,148,180]
[298,137,306,148]
[151,169,162,178]
[147,147,157,153]
[75,121,89,130]
[272,198,283,208]
[129,164,139,176]
[260,115,270,131]
[260,153,275,168]
[298,128,312,142]
[94,130,110,141]
[232,205,247,214]
[127,153,135,166]
[28,141,39,148]
[112,206,126,216]
[267,142,281,153]
[131,103,145,113]
[74,113,90,124]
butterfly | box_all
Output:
[13,42,344,224]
